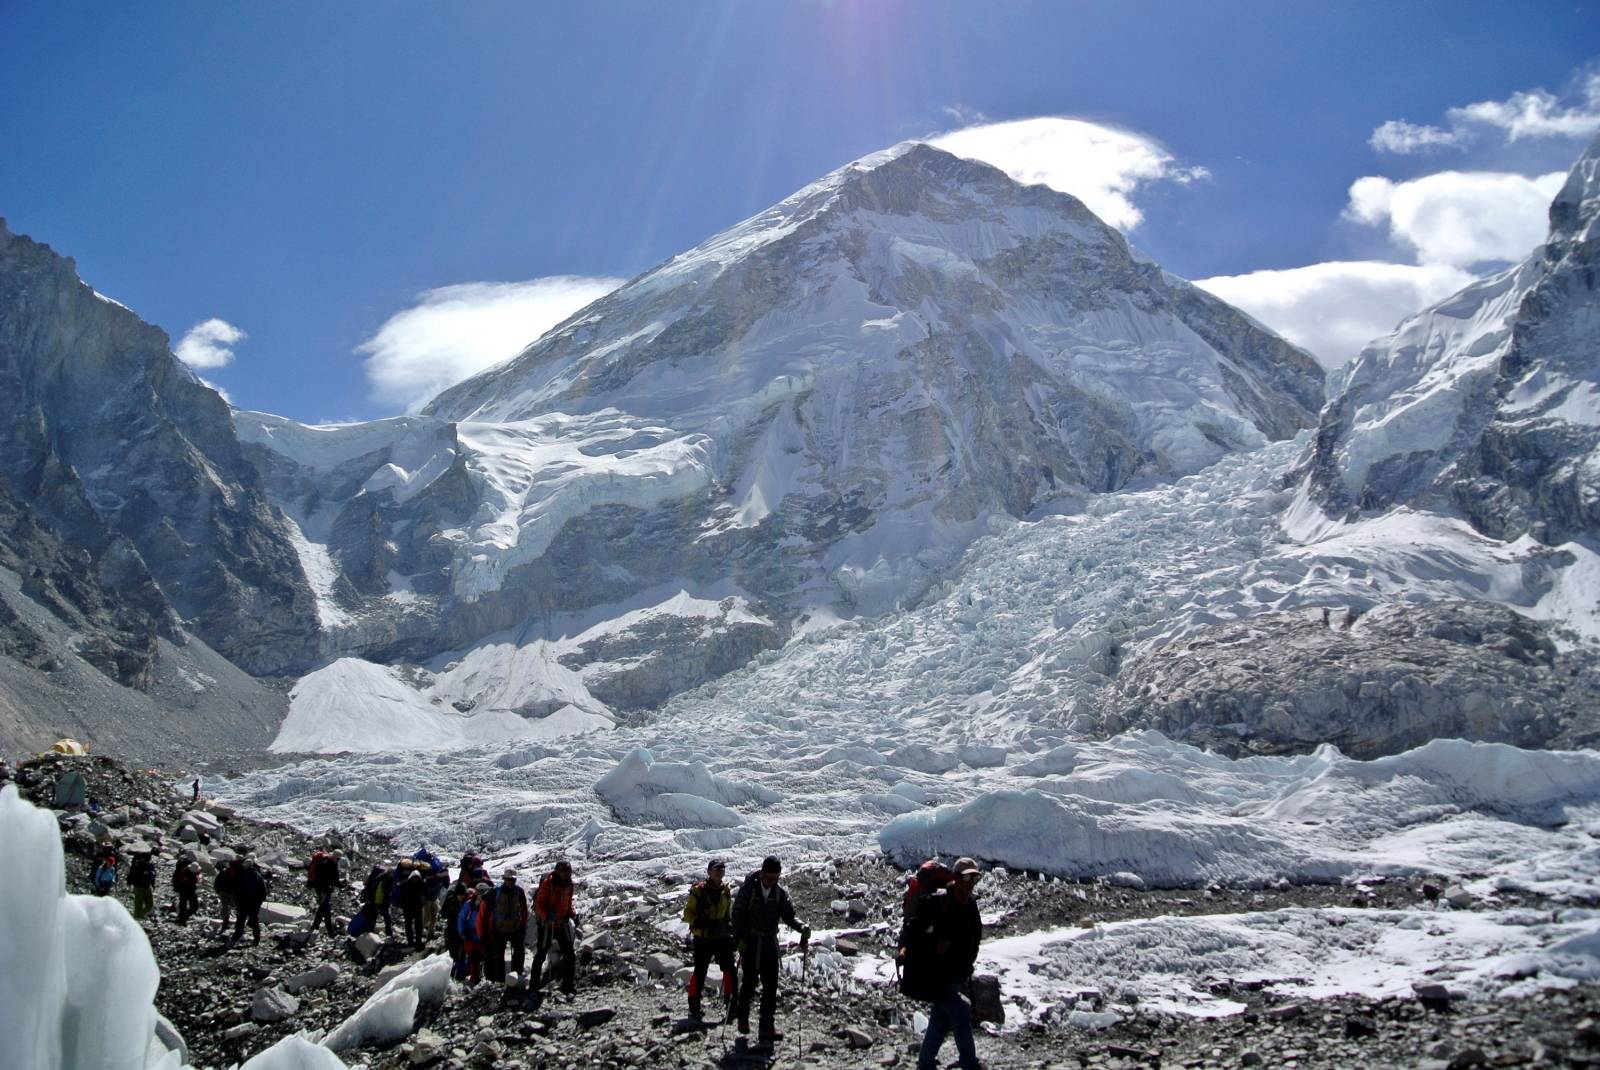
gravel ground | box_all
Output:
[12,753,1600,1069]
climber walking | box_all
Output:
[173,856,201,925]
[531,860,579,996]
[228,856,267,948]
[129,848,157,920]
[901,857,984,1070]
[306,847,342,937]
[683,857,737,1021]
[731,856,810,1049]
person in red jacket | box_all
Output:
[531,860,579,996]
[458,883,490,985]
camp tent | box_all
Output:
[50,739,87,756]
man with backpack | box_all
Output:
[531,860,579,996]
[480,868,530,982]
[457,882,491,984]
[398,869,430,951]
[901,857,984,1070]
[441,875,473,978]
[173,857,201,925]
[361,863,395,936]
[128,849,157,920]
[214,858,237,936]
[91,845,118,897]
[731,856,810,1049]
[229,856,269,948]
[413,846,448,937]
[306,848,342,937]
[683,857,737,1021]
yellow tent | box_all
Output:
[49,738,87,756]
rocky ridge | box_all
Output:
[1096,600,1600,759]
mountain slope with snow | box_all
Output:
[1307,133,1600,544]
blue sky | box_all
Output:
[3,2,1599,421]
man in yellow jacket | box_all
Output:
[682,858,737,1021]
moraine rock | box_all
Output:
[1096,600,1600,758]
[250,986,299,1023]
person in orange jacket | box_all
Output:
[531,860,580,995]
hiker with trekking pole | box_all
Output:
[730,855,810,1051]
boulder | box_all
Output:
[285,963,340,994]
[250,986,300,1023]
[968,975,1004,1026]
[353,932,384,961]
[257,901,307,926]
[577,1007,617,1029]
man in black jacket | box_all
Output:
[908,856,984,1070]
[731,856,810,1048]
[229,857,268,948]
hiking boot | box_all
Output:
[688,1002,703,1021]
[736,1014,749,1035]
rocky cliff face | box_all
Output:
[1306,134,1600,545]
[0,220,319,678]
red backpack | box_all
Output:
[903,859,953,913]
[307,851,334,886]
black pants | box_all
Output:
[737,935,781,1032]
[232,905,261,945]
[176,888,199,925]
[531,921,574,991]
[311,889,336,935]
[690,936,736,1014]
[374,902,393,934]
[404,906,427,950]
[486,926,526,982]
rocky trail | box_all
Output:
[11,752,1600,1070]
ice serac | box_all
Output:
[423,143,1322,617]
[0,220,319,679]
[1307,133,1600,544]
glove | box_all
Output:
[799,925,811,947]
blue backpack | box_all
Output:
[347,908,372,937]
[457,898,480,938]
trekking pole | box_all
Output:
[796,931,810,1060]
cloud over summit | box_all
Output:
[929,117,1207,231]
[360,276,624,414]
[175,318,246,369]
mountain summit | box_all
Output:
[421,143,1322,608]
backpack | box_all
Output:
[347,907,372,937]
[457,897,481,939]
[904,859,953,913]
[491,886,524,933]
[308,851,335,886]
[898,889,947,1001]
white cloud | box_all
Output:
[1449,72,1600,141]
[1344,170,1567,268]
[1194,261,1477,370]
[360,276,624,413]
[174,318,246,369]
[1371,70,1600,154]
[1368,119,1469,154]
[928,117,1206,231]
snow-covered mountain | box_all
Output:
[423,143,1321,612]
[236,143,1324,743]
[1306,134,1600,544]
